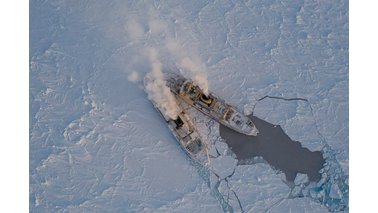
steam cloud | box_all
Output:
[127,71,139,82]
[165,39,209,96]
[125,9,210,120]
[144,48,180,120]
[179,57,209,96]
[126,20,145,41]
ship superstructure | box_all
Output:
[144,76,209,165]
[166,74,259,136]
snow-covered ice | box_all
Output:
[30,0,348,212]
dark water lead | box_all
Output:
[219,96,348,212]
[219,115,325,183]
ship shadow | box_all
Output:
[219,115,325,182]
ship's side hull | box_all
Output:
[178,94,258,136]
[156,107,209,166]
[144,75,209,166]
[165,73,259,136]
[184,98,258,136]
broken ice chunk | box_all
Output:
[329,183,342,199]
[215,141,229,156]
[208,143,220,157]
[210,155,237,179]
[294,173,309,186]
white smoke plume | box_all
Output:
[144,48,180,120]
[126,19,145,41]
[165,39,209,96]
[180,56,209,96]
[127,71,140,82]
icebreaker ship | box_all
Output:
[166,73,259,136]
[144,75,209,166]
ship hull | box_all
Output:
[144,75,209,166]
[165,73,259,136]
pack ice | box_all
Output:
[30,0,348,212]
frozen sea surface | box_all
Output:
[30,0,348,212]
